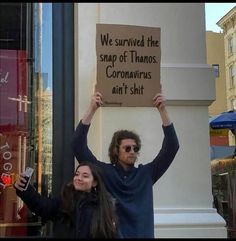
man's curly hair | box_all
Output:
[108,130,141,164]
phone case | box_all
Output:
[22,167,34,191]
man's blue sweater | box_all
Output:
[71,121,179,238]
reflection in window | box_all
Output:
[212,64,220,78]
[0,3,52,237]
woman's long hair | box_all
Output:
[61,162,118,238]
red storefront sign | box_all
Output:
[0,49,29,227]
[210,128,229,146]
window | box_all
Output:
[0,3,52,237]
[228,37,233,55]
[231,99,236,110]
[212,64,220,78]
[0,3,74,238]
[229,65,236,87]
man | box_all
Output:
[71,91,179,238]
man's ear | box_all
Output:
[113,147,118,155]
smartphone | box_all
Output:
[21,167,34,191]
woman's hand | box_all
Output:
[14,173,28,191]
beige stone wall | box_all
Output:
[206,31,227,117]
[74,3,227,238]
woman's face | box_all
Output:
[73,165,97,192]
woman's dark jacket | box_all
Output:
[15,185,100,238]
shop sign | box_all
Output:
[0,50,28,223]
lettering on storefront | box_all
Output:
[0,70,9,86]
[0,133,13,190]
[8,95,31,112]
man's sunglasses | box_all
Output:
[123,145,140,153]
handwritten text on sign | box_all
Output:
[96,24,161,107]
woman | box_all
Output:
[14,162,119,238]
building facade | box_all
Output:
[206,31,227,117]
[74,3,226,238]
[217,6,236,112]
[206,31,229,146]
[217,6,236,147]
[209,6,236,238]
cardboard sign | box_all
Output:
[96,24,161,107]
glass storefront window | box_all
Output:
[0,3,52,237]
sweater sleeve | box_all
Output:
[146,123,179,184]
[71,120,99,164]
[15,184,60,221]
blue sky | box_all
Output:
[205,3,236,32]
[42,3,52,89]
